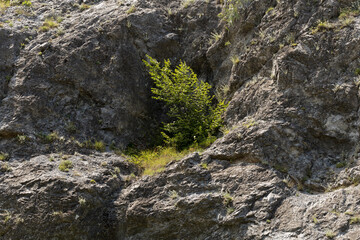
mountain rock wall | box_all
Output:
[1,0,360,239]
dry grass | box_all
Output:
[39,17,59,32]
[128,147,191,176]
[0,0,11,13]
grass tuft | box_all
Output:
[128,139,214,176]
[94,141,105,152]
[0,152,9,161]
[58,160,73,172]
[39,17,59,32]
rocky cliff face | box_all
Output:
[1,0,360,239]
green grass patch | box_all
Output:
[58,160,73,172]
[311,20,335,34]
[223,192,233,206]
[350,216,360,224]
[0,152,9,161]
[128,146,193,176]
[127,137,215,176]
[22,1,31,7]
[182,0,195,8]
[79,3,90,11]
[0,0,11,13]
[0,163,11,172]
[39,17,59,32]
[126,5,136,14]
[339,7,359,20]
[94,141,105,152]
[355,68,360,75]
[325,230,336,239]
[218,0,253,26]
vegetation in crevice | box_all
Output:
[218,0,253,26]
[126,56,228,175]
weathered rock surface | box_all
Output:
[0,0,221,157]
[1,0,360,239]
[0,153,139,239]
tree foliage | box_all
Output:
[143,55,227,149]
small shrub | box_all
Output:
[168,190,178,199]
[58,160,73,172]
[56,28,65,36]
[126,5,136,14]
[17,134,29,144]
[78,197,86,206]
[0,152,9,161]
[215,84,230,102]
[218,0,253,26]
[127,173,136,181]
[227,207,235,215]
[355,68,360,75]
[0,0,10,13]
[14,217,24,225]
[350,216,360,224]
[339,7,359,20]
[114,167,121,174]
[311,20,334,34]
[325,230,336,239]
[126,20,131,28]
[200,162,208,169]
[22,1,31,7]
[182,0,195,8]
[143,55,227,149]
[0,163,11,172]
[230,55,240,65]
[209,31,221,44]
[79,3,90,11]
[94,141,105,152]
[39,17,59,32]
[223,192,233,206]
[46,131,60,142]
[56,16,63,23]
[83,139,94,149]
[340,17,354,28]
[3,210,11,224]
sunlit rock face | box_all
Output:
[1,0,360,239]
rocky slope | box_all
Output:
[1,0,360,239]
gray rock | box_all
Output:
[1,0,360,239]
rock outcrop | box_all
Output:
[1,0,360,239]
